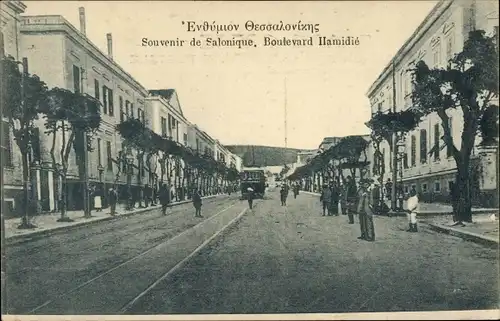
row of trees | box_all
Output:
[2,55,102,228]
[287,135,370,190]
[291,30,498,224]
[115,118,240,201]
[2,55,242,228]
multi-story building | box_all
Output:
[1,1,27,215]
[146,89,190,192]
[366,0,498,205]
[229,153,243,172]
[19,8,150,211]
[188,124,215,157]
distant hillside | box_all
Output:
[225,145,313,167]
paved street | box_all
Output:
[127,192,499,314]
[5,195,247,314]
[5,191,498,315]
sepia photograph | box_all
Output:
[0,0,499,320]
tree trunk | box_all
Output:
[18,147,35,228]
[454,159,473,223]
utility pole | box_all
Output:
[391,62,398,211]
[81,67,91,218]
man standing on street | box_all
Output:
[159,184,171,216]
[320,184,332,216]
[345,176,357,224]
[247,187,255,209]
[192,188,203,217]
[108,187,118,216]
[357,179,376,241]
[280,184,289,206]
[406,187,419,232]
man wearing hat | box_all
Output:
[357,178,376,241]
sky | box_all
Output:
[23,0,438,150]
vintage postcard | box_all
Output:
[0,0,499,320]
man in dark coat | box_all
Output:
[280,185,289,206]
[108,187,118,216]
[357,179,376,241]
[345,176,358,224]
[192,188,203,217]
[320,184,332,216]
[329,182,340,216]
[159,184,171,216]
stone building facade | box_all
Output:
[366,0,499,206]
[19,10,149,211]
[1,1,27,214]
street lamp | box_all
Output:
[396,135,407,211]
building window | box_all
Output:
[2,121,12,166]
[404,185,409,194]
[434,181,441,192]
[422,183,428,193]
[31,127,41,163]
[377,102,382,112]
[448,180,454,192]
[108,89,114,116]
[411,184,416,192]
[434,123,440,161]
[73,65,81,94]
[97,138,102,167]
[161,117,167,136]
[446,117,453,158]
[196,138,200,152]
[433,43,441,67]
[94,80,100,101]
[102,86,108,114]
[125,100,130,119]
[119,97,124,122]
[137,108,144,124]
[130,103,134,119]
[420,129,427,164]
[106,141,113,170]
[183,133,188,146]
[410,135,416,167]
[403,152,408,169]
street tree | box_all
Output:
[365,110,421,202]
[42,87,102,222]
[410,30,499,223]
[1,56,48,228]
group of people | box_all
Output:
[316,176,420,242]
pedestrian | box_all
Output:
[247,187,255,209]
[405,187,419,232]
[320,184,332,216]
[93,185,103,212]
[385,178,392,201]
[345,176,357,224]
[143,184,151,208]
[293,183,299,199]
[108,187,118,216]
[280,184,289,206]
[159,184,171,216]
[192,188,203,217]
[330,182,340,216]
[357,179,376,241]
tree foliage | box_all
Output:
[410,29,499,223]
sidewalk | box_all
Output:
[423,213,499,247]
[5,195,221,243]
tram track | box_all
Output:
[6,197,235,279]
[13,200,248,314]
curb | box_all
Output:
[427,223,499,248]
[5,195,219,245]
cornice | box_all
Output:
[20,15,148,97]
[366,0,454,97]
